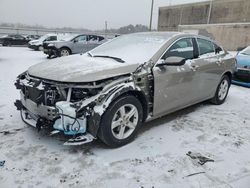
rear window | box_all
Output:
[197,38,215,56]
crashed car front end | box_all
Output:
[43,42,61,58]
[14,71,141,145]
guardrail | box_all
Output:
[0,26,119,39]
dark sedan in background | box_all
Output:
[232,46,250,87]
[0,34,29,46]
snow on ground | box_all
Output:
[0,47,250,188]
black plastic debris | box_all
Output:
[186,151,214,165]
[0,160,5,167]
[185,171,205,177]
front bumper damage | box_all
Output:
[15,92,95,145]
[14,72,138,145]
[43,46,60,58]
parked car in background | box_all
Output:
[28,34,68,51]
[43,34,106,58]
[232,46,250,87]
[15,32,235,147]
[0,34,29,46]
[25,35,41,41]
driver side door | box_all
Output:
[152,37,200,117]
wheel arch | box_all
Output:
[116,90,149,122]
[223,71,232,83]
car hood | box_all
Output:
[236,54,250,68]
[29,39,41,45]
[28,54,139,83]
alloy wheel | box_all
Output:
[60,49,70,56]
[111,104,139,140]
[218,79,229,101]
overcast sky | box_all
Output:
[0,0,206,30]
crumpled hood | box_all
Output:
[28,54,139,83]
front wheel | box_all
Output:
[211,75,230,105]
[60,48,70,57]
[98,95,143,147]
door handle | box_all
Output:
[190,65,199,71]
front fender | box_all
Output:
[77,78,141,137]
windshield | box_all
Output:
[38,34,51,41]
[240,46,250,55]
[90,33,170,64]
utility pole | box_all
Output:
[149,0,154,31]
[105,21,108,38]
[207,0,213,24]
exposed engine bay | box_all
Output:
[14,69,152,145]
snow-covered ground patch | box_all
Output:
[0,47,250,188]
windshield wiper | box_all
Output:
[92,55,125,63]
[87,52,93,57]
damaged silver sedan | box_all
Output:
[15,32,235,147]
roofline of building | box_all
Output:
[159,0,240,10]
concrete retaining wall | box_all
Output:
[158,0,250,50]
[158,0,250,31]
[179,23,250,51]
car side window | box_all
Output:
[75,35,87,42]
[197,38,215,56]
[45,36,57,41]
[98,36,105,41]
[14,35,24,39]
[161,38,194,60]
[88,35,98,42]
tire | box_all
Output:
[38,45,43,51]
[3,41,11,46]
[98,95,143,147]
[60,48,71,57]
[211,75,230,105]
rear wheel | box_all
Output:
[98,95,143,147]
[60,48,70,57]
[211,75,230,105]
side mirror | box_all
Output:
[156,56,186,67]
[73,39,77,43]
[215,47,222,54]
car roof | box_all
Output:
[128,31,182,38]
[129,32,215,43]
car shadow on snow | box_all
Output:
[22,100,212,151]
[139,101,211,135]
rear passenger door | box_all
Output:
[191,38,224,99]
[14,35,25,45]
[85,35,99,52]
[71,35,88,54]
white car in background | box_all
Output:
[28,33,70,51]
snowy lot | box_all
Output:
[0,47,250,188]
